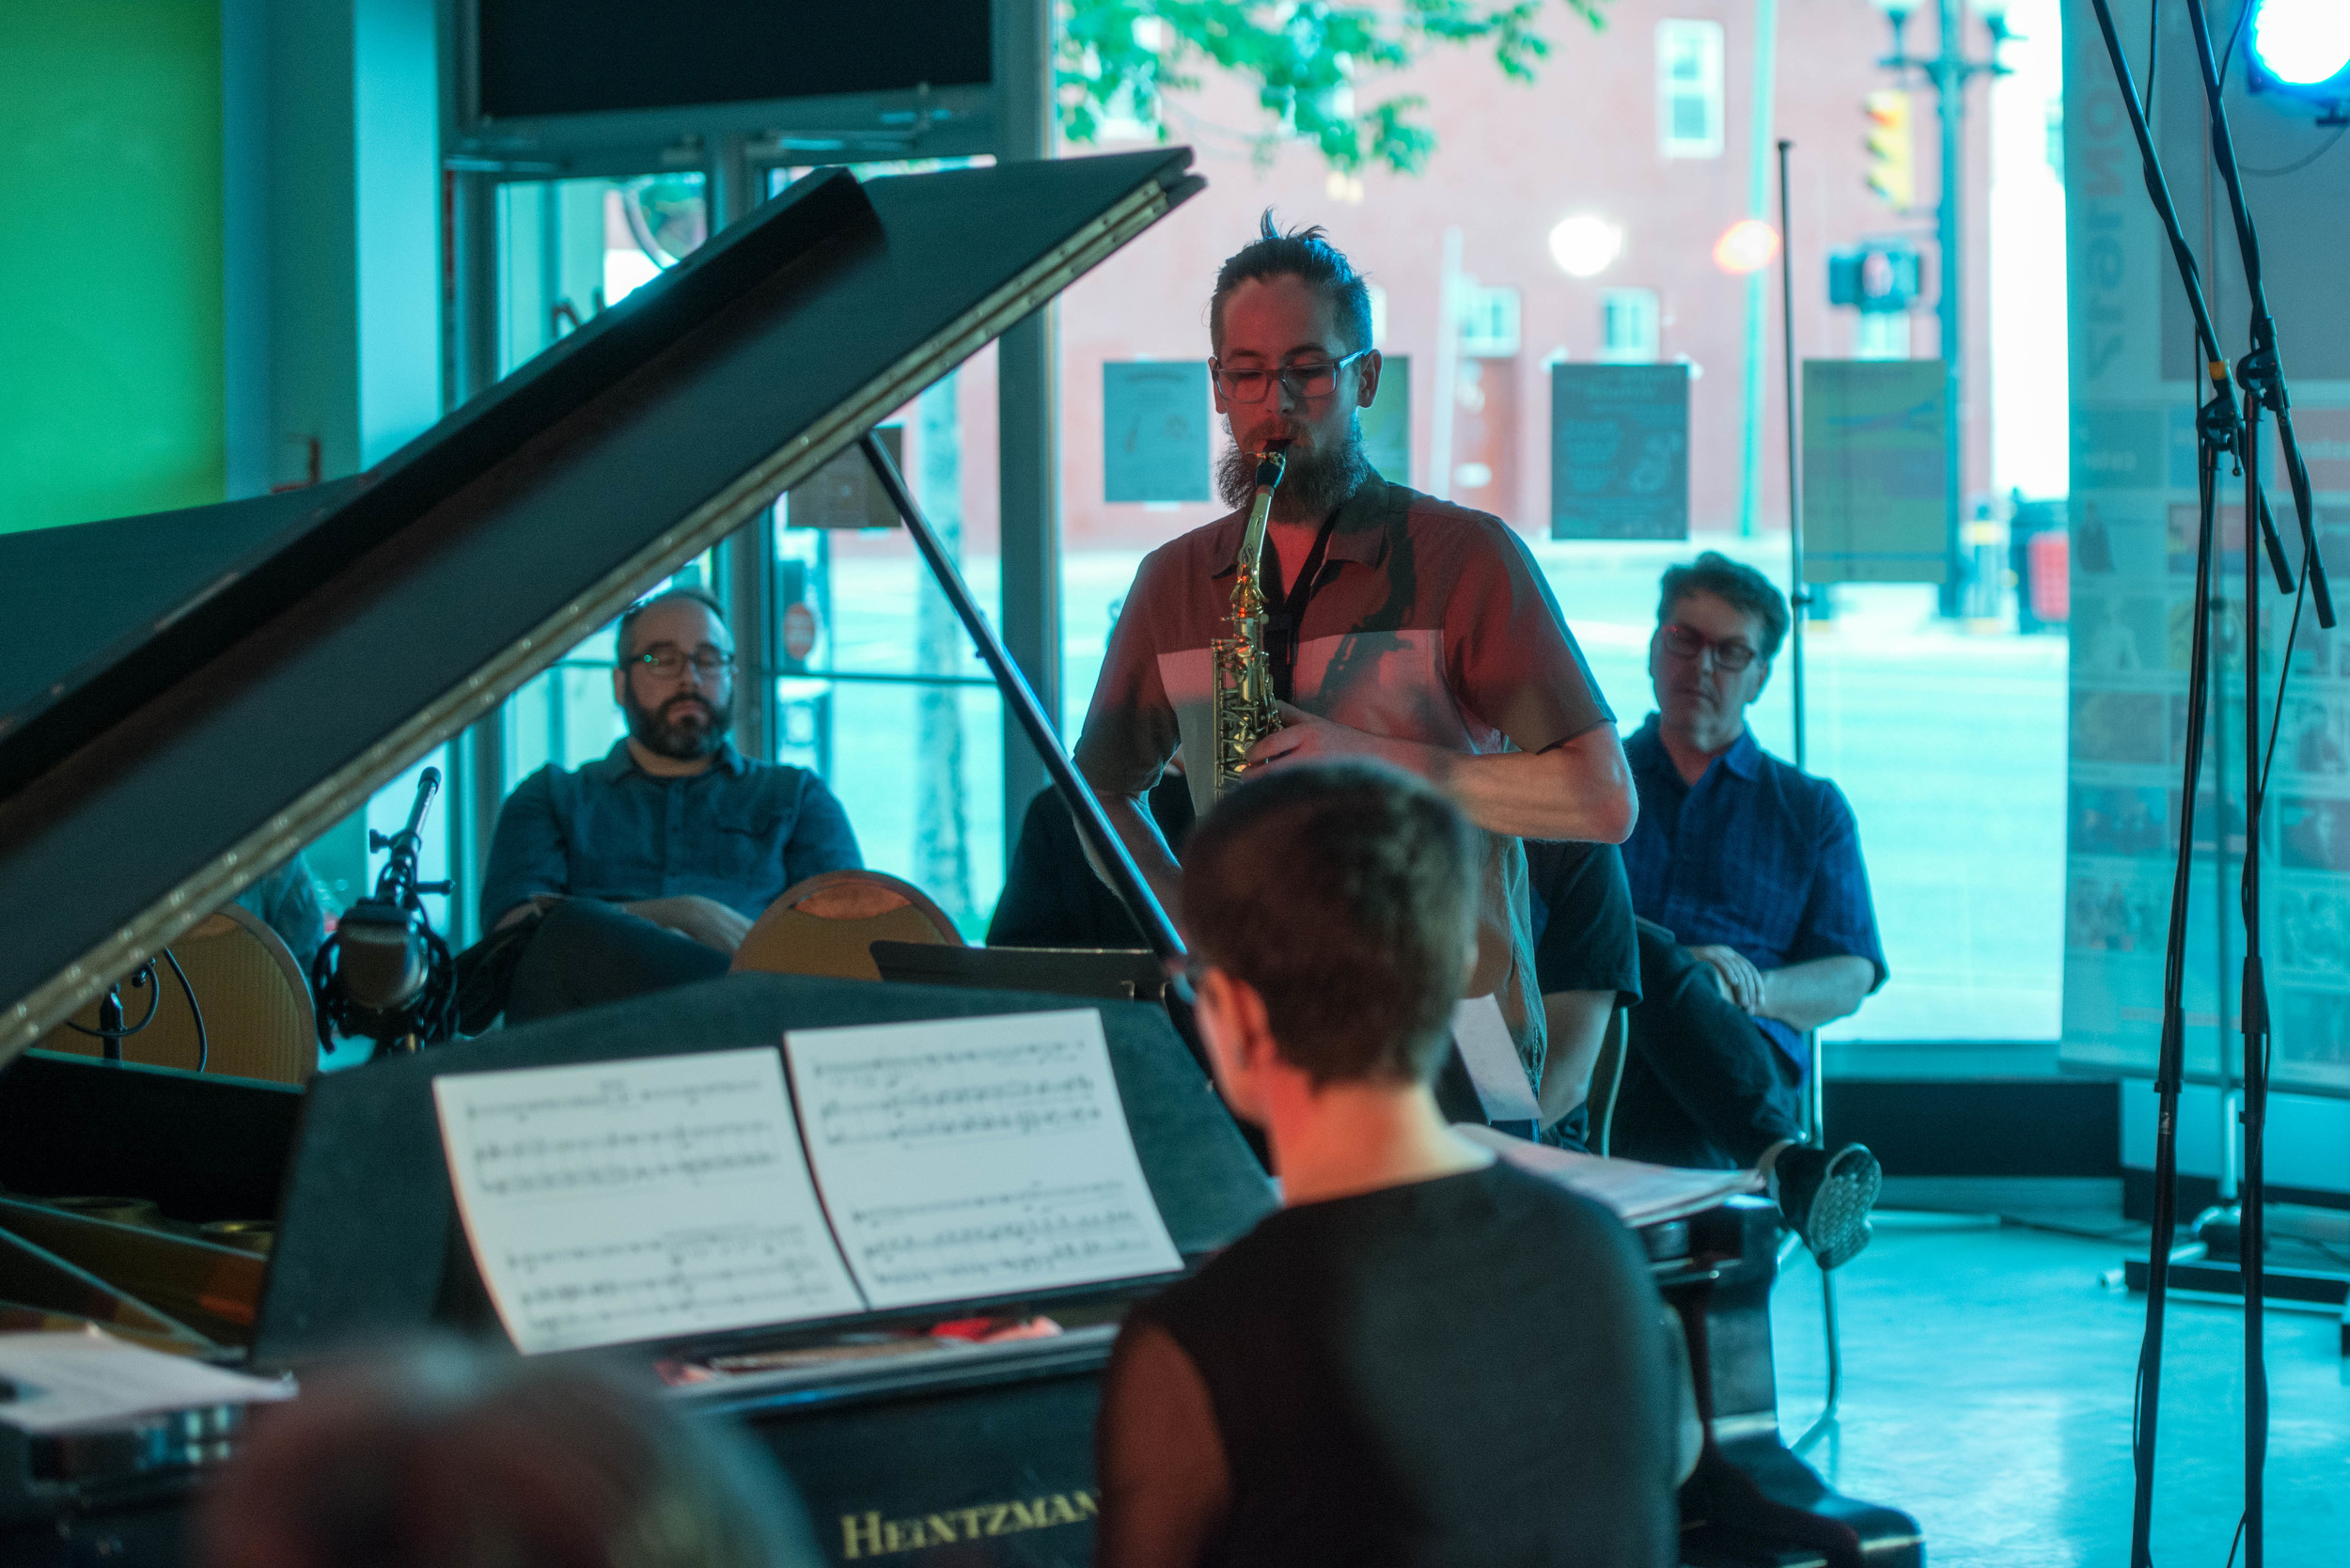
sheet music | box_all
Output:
[1449,995,1541,1122]
[434,1049,866,1355]
[1452,1124,1762,1227]
[785,1008,1183,1309]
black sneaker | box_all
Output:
[1774,1142,1881,1271]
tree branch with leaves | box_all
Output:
[1057,0,1608,176]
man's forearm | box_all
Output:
[1757,956,1875,1031]
[1412,729,1636,843]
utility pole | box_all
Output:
[1871,0,2011,615]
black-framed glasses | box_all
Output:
[1212,348,1372,404]
[631,648,736,680]
[1656,623,1759,671]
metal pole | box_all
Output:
[995,0,1061,851]
[711,134,780,765]
[1935,0,1965,618]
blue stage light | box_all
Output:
[2250,0,2350,88]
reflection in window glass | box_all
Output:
[1052,7,2068,1046]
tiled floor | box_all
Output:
[1769,1213,2350,1567]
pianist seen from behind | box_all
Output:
[1094,760,1685,1568]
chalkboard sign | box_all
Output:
[1549,364,1689,541]
[1104,362,1212,504]
[1801,359,1949,584]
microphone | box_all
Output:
[313,767,457,1054]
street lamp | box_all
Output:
[1869,0,2013,614]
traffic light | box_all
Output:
[1829,244,1923,312]
[1864,90,1913,208]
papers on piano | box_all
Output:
[434,1011,1181,1355]
[1451,1124,1763,1227]
[784,1009,1182,1309]
[434,1049,865,1355]
[0,1327,293,1435]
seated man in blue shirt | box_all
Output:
[477,588,861,1025]
[1617,554,1885,1268]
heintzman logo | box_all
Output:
[839,1490,1097,1560]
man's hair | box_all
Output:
[1657,552,1791,662]
[616,586,728,661]
[1209,212,1375,356]
[1182,760,1479,1086]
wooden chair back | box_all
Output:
[729,870,964,982]
[40,904,317,1084]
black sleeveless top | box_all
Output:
[1134,1162,1678,1568]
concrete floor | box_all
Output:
[1770,1214,2350,1568]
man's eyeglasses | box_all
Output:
[630,649,736,680]
[1212,348,1372,404]
[1656,624,1760,671]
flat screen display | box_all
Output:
[475,0,992,121]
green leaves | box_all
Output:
[1056,0,1606,176]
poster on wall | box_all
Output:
[1799,359,1949,584]
[1548,363,1689,541]
[1103,362,1211,504]
[1360,355,1410,487]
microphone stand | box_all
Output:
[2082,5,2332,1564]
[1775,136,1841,1458]
[2171,8,2336,1563]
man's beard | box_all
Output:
[624,688,733,760]
[1215,412,1372,522]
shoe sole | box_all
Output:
[1802,1147,1882,1271]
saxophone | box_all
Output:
[1208,442,1290,801]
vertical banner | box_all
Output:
[1360,354,1410,486]
[1548,363,1689,541]
[1103,361,1211,504]
[1799,359,1950,583]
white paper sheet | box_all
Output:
[1452,1123,1763,1227]
[1449,995,1541,1122]
[434,1048,866,1354]
[785,1008,1183,1309]
[0,1328,293,1435]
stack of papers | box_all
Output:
[1453,1124,1763,1227]
[0,1328,293,1435]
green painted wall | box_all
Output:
[0,2,224,535]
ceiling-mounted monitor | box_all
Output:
[453,0,998,163]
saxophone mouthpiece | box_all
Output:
[1254,439,1290,490]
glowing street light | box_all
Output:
[1547,214,1624,279]
[2251,0,2350,86]
[1713,218,1781,274]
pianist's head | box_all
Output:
[613,587,737,765]
[196,1341,816,1568]
[1180,760,1478,1121]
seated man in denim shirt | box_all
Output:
[478,588,861,1024]
[1617,554,1886,1269]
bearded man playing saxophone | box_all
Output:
[1073,214,1634,1097]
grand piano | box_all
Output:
[0,149,1919,1567]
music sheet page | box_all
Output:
[785,1008,1184,1309]
[434,1048,867,1355]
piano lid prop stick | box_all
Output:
[856,431,1188,973]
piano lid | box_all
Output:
[0,149,1205,1065]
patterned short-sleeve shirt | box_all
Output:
[1073,474,1615,1081]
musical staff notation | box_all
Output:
[433,1048,867,1354]
[784,1010,1183,1309]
